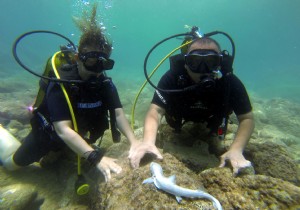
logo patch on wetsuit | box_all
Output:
[77,101,102,108]
[155,90,167,104]
[190,101,208,109]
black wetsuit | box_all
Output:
[13,75,122,166]
[151,65,252,133]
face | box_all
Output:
[185,42,221,83]
[77,46,103,81]
[77,45,114,81]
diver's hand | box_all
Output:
[219,149,252,176]
[96,156,122,182]
[128,141,163,168]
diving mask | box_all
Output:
[185,49,222,74]
[78,51,115,73]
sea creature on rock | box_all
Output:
[143,162,222,210]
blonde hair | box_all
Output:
[73,3,112,56]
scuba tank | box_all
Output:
[0,124,21,170]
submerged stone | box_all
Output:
[0,184,38,210]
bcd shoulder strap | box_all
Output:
[100,77,121,143]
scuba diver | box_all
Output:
[0,4,138,183]
[129,35,254,176]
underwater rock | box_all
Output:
[255,124,298,146]
[244,142,300,186]
[58,205,89,210]
[0,91,33,124]
[0,183,39,210]
[94,152,300,209]
[264,98,300,138]
[0,116,10,127]
[96,153,218,210]
[245,142,300,185]
[252,101,270,126]
[163,141,219,173]
[155,122,227,173]
[0,104,30,125]
[16,126,31,141]
[199,167,300,210]
[288,144,300,164]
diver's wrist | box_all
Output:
[85,150,104,166]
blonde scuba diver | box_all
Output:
[1,4,138,186]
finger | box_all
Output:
[219,156,226,168]
[154,150,163,160]
[131,157,141,169]
[100,168,108,182]
[245,160,252,168]
[154,154,163,160]
[131,160,140,168]
[128,151,136,161]
[111,165,122,174]
[109,158,118,162]
[130,160,136,168]
[128,148,135,159]
[233,167,239,177]
[105,168,111,182]
[150,147,163,159]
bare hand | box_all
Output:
[128,141,163,168]
[219,149,252,176]
[96,156,122,182]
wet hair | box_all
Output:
[188,37,221,53]
[73,3,112,56]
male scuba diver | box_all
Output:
[0,4,138,182]
[129,37,254,176]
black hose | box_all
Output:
[12,30,83,83]
[143,33,192,93]
[143,30,235,93]
[204,31,235,60]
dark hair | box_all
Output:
[73,3,112,56]
[188,37,221,52]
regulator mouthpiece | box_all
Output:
[191,26,203,38]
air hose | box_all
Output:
[130,39,192,129]
[51,52,90,195]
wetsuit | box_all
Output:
[13,75,122,166]
[151,65,252,133]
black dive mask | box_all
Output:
[185,49,223,90]
[78,51,115,73]
[185,49,222,74]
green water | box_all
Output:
[0,1,300,208]
[1,0,299,102]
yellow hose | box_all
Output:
[130,40,193,129]
[51,52,81,175]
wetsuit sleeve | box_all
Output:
[47,84,71,122]
[229,75,252,115]
[151,70,175,109]
[105,79,122,109]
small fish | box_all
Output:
[143,162,222,210]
